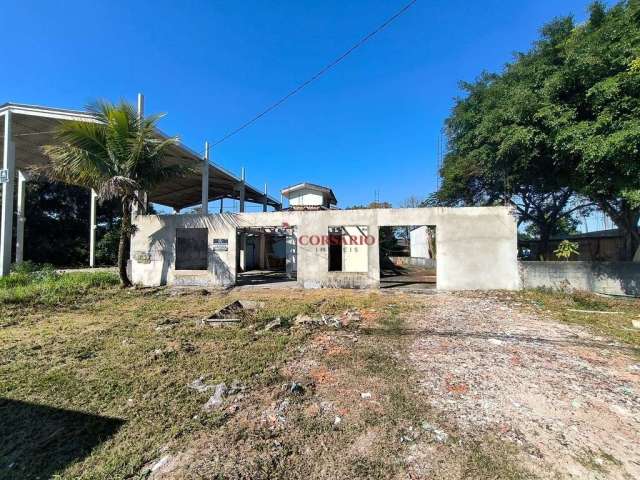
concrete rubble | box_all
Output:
[202,383,227,412]
[201,299,263,326]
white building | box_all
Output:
[281,182,337,210]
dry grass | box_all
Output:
[517,289,640,354]
[0,284,537,479]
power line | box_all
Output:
[210,0,418,148]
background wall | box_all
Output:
[520,261,640,297]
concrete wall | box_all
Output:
[520,261,640,297]
[131,206,519,291]
[389,256,437,269]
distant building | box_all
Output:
[281,182,337,210]
[409,226,431,259]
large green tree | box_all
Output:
[437,1,640,259]
[551,1,640,259]
[43,101,186,286]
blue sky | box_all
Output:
[2,0,615,213]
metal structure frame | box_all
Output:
[0,97,281,275]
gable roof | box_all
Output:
[280,182,337,205]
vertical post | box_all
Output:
[132,93,145,216]
[15,170,27,264]
[201,141,209,215]
[1,111,15,276]
[14,170,24,265]
[280,193,284,211]
[89,189,97,267]
[259,234,266,269]
[219,198,224,213]
[239,167,245,213]
[263,183,268,212]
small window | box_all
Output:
[175,228,208,270]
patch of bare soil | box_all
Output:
[407,292,640,479]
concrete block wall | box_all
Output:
[131,206,520,291]
[520,261,640,297]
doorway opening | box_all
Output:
[378,225,436,290]
[236,226,296,286]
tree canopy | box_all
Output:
[436,1,640,259]
[43,101,186,285]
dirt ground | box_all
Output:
[406,292,640,480]
[3,283,639,479]
[143,289,639,480]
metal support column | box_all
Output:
[262,183,268,212]
[1,111,15,276]
[15,170,27,264]
[201,141,209,215]
[239,167,245,213]
[132,93,146,216]
[89,189,97,267]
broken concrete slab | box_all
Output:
[202,299,263,326]
[202,383,227,412]
[187,377,215,393]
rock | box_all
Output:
[333,415,342,427]
[293,313,319,326]
[151,455,171,473]
[322,315,342,328]
[150,348,164,360]
[289,382,305,395]
[420,421,448,443]
[360,392,372,400]
[488,338,503,346]
[632,320,640,329]
[202,383,227,412]
[188,377,214,393]
[263,317,282,332]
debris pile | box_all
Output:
[201,299,262,326]
[187,377,247,413]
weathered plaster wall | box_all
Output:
[131,206,520,291]
[520,261,640,297]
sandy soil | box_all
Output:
[406,293,640,479]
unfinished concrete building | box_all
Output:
[131,205,520,291]
[1,100,520,291]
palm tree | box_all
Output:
[43,100,187,286]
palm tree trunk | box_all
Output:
[118,198,132,287]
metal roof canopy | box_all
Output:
[0,103,281,210]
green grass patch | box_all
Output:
[0,267,119,307]
[519,289,640,353]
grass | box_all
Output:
[0,284,537,479]
[0,265,119,308]
[0,287,407,479]
[518,288,640,354]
